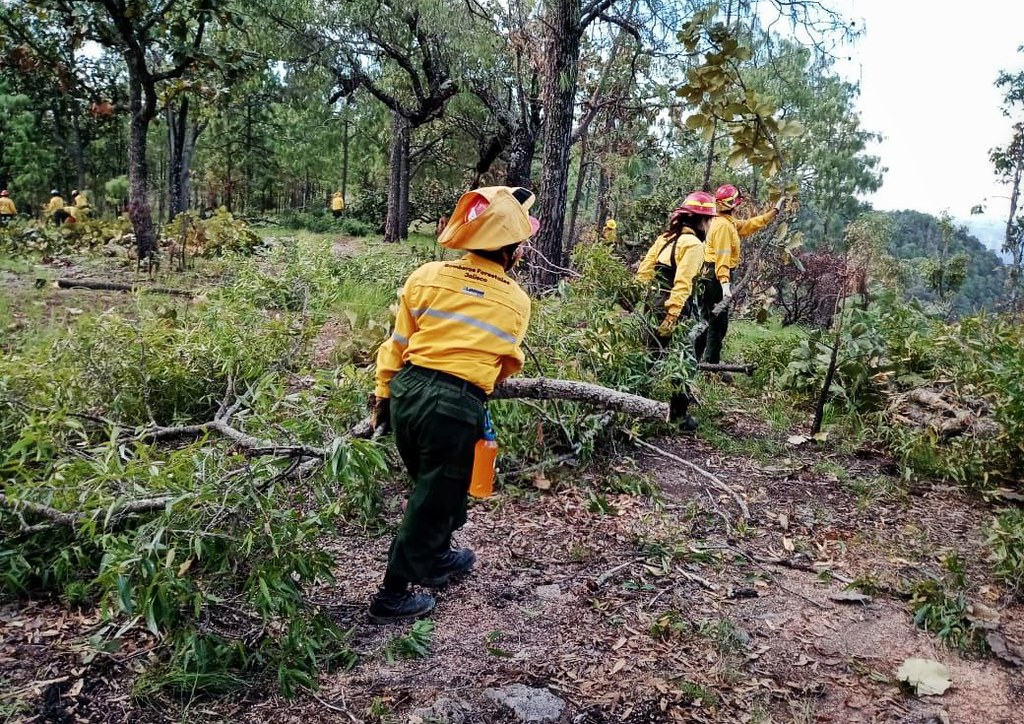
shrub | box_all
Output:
[987,509,1024,597]
[0,238,397,697]
[777,250,847,328]
[164,208,263,258]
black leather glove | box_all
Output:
[368,394,391,435]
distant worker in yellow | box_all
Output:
[73,189,90,215]
[44,189,65,224]
[331,191,345,219]
[694,184,785,371]
[0,190,17,224]
[603,218,617,243]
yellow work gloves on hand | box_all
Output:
[657,313,679,339]
[368,394,391,434]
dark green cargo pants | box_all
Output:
[386,364,486,585]
[694,273,728,364]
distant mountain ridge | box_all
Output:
[960,216,1011,262]
[883,210,1006,315]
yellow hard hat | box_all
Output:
[439,186,539,251]
[605,219,617,229]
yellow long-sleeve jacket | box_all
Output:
[73,193,89,208]
[704,209,778,282]
[0,198,16,215]
[374,253,531,399]
[331,194,345,211]
[636,229,704,316]
[44,196,65,214]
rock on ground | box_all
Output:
[483,684,565,722]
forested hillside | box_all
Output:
[884,210,1007,315]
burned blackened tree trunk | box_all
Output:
[126,61,158,261]
[530,0,617,288]
[168,97,204,220]
[384,113,412,243]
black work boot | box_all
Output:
[669,393,699,432]
[421,548,476,588]
[368,588,436,624]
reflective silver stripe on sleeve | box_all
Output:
[416,308,517,344]
[391,332,409,345]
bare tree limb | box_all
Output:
[44,278,194,297]
[0,492,178,531]
[632,438,750,520]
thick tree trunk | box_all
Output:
[384,112,411,243]
[167,99,187,219]
[505,125,537,188]
[127,67,157,262]
[531,0,582,287]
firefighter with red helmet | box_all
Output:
[635,191,718,429]
[695,185,785,369]
[636,190,718,340]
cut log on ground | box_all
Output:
[698,363,756,375]
[490,377,670,421]
[42,278,194,297]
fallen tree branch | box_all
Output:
[697,362,756,375]
[595,556,646,587]
[490,377,670,421]
[0,492,178,531]
[632,438,750,520]
[43,278,194,297]
[349,377,671,440]
[136,383,325,460]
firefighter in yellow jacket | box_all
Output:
[330,191,345,218]
[694,184,784,368]
[636,191,717,339]
[603,218,617,243]
[44,189,65,224]
[636,191,717,429]
[367,185,539,623]
[0,190,17,223]
[72,189,90,217]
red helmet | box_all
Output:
[715,184,743,210]
[676,191,718,217]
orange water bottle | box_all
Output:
[469,410,498,498]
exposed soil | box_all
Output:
[3,424,1020,723]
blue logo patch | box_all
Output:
[461,286,485,298]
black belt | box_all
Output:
[403,364,487,403]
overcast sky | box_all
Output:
[835,0,1023,225]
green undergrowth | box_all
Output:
[0,236,424,698]
[3,231,1023,699]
